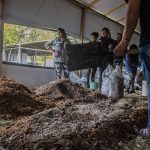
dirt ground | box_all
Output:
[0,79,149,150]
[0,78,46,119]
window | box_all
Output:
[3,24,87,67]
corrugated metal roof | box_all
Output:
[76,0,140,32]
[4,0,140,44]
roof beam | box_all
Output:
[117,17,125,23]
[89,0,101,7]
[105,3,126,16]
[67,0,123,26]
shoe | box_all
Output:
[134,126,150,138]
[129,90,136,94]
[125,88,129,93]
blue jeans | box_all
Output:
[139,44,150,129]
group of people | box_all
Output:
[87,28,139,94]
[45,0,150,138]
[44,27,139,94]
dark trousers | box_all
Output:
[139,44,150,129]
[99,66,105,91]
[87,67,97,86]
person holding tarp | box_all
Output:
[114,0,150,137]
[87,32,99,88]
[99,27,116,90]
[45,28,71,79]
[114,33,124,65]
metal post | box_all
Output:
[8,49,12,62]
[0,0,4,77]
[34,51,37,65]
[44,55,46,67]
[17,44,22,63]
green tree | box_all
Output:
[4,24,20,46]
[3,24,82,65]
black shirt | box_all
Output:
[140,0,150,46]
[99,37,117,66]
[125,0,150,46]
[99,37,117,52]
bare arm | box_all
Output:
[114,0,141,56]
[44,38,56,52]
[123,0,141,41]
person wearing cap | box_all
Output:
[114,0,150,137]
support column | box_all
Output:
[17,44,22,63]
[0,0,4,77]
[79,8,85,44]
[79,8,85,77]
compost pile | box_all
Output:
[36,79,105,108]
[0,79,148,150]
[0,78,44,119]
[117,136,150,150]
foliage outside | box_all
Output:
[3,24,84,66]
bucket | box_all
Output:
[142,80,148,96]
[90,82,98,90]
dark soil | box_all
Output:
[0,78,45,119]
[0,79,148,150]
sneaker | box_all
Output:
[125,88,129,93]
[129,90,136,94]
[134,126,150,138]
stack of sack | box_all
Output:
[101,64,124,99]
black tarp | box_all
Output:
[64,42,114,71]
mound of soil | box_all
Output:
[1,91,147,150]
[0,79,104,119]
[117,136,150,150]
[0,78,44,119]
[36,79,106,108]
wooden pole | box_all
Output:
[0,0,4,77]
[79,8,85,77]
[80,8,85,44]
